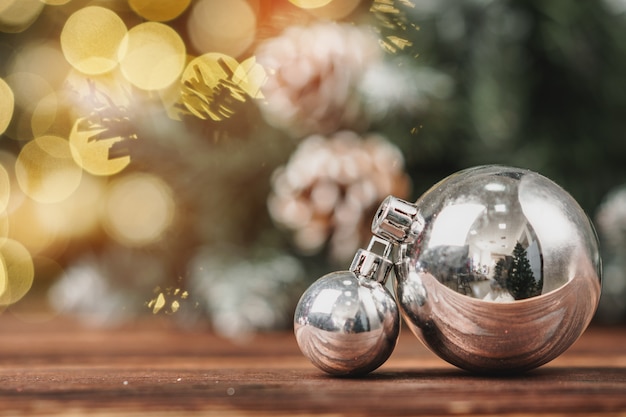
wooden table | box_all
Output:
[0,316,625,416]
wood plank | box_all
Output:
[0,317,625,416]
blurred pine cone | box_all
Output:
[268,130,411,263]
[255,21,382,137]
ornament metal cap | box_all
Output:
[349,236,394,284]
[372,195,422,244]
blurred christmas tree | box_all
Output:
[507,242,541,300]
[1,0,626,332]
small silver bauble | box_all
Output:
[294,165,602,374]
[294,237,400,376]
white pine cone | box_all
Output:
[255,22,382,137]
[268,130,411,262]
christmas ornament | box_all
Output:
[295,165,602,374]
[294,236,400,376]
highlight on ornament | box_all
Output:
[294,165,602,375]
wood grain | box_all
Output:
[0,316,625,416]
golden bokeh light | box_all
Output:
[0,163,9,213]
[158,80,187,121]
[288,0,333,9]
[41,0,72,5]
[29,89,76,139]
[0,162,7,240]
[188,0,256,58]
[4,72,55,141]
[238,56,267,99]
[118,22,186,91]
[0,77,13,135]
[180,52,248,121]
[6,195,60,255]
[0,238,34,306]
[0,250,6,302]
[34,174,104,240]
[102,173,175,247]
[0,150,23,214]
[8,255,62,323]
[128,0,191,22]
[148,286,189,315]
[60,6,127,75]
[64,69,132,115]
[0,159,7,237]
[0,213,7,241]
[306,0,361,19]
[0,0,44,33]
[15,135,83,203]
[31,92,60,138]
[8,41,69,89]
[69,118,130,176]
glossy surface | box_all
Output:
[383,165,602,372]
[294,271,399,375]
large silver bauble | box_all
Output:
[378,165,602,373]
[294,271,400,376]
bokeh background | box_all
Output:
[1,0,626,338]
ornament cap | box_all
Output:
[349,236,394,284]
[372,196,422,244]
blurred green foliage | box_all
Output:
[374,0,626,215]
